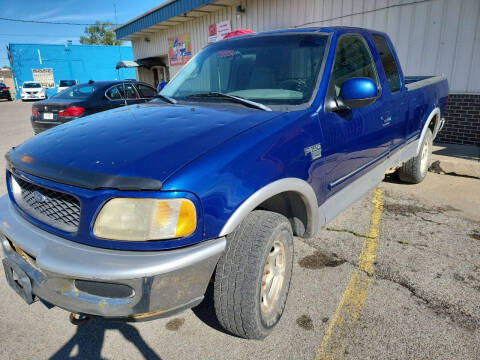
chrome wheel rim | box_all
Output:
[420,140,429,173]
[260,239,286,313]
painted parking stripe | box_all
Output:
[315,188,384,360]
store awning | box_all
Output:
[136,57,167,69]
[115,60,140,69]
[115,0,231,40]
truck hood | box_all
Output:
[8,103,283,190]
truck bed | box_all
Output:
[404,75,446,90]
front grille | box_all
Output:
[11,174,81,232]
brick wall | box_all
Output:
[435,94,480,146]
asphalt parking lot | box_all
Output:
[0,100,479,359]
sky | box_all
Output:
[0,0,167,67]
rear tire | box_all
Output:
[214,210,294,339]
[398,128,433,184]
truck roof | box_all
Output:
[221,26,388,40]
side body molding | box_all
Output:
[219,178,320,238]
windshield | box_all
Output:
[161,34,328,107]
[23,83,41,88]
[59,80,76,87]
[51,84,96,99]
[0,83,6,88]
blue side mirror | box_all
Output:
[157,81,168,92]
[339,78,378,109]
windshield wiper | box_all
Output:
[186,92,272,111]
[153,93,177,104]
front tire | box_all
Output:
[398,128,433,184]
[214,210,294,339]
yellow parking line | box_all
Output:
[315,188,384,360]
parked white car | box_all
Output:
[20,82,46,101]
[57,79,77,93]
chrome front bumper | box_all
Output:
[0,196,225,319]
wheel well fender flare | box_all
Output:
[416,107,440,155]
[219,178,320,238]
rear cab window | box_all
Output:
[372,34,402,93]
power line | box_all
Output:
[0,33,81,38]
[295,0,435,28]
[0,17,118,26]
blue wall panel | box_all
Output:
[9,43,136,99]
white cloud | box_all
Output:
[46,13,115,23]
[29,8,65,21]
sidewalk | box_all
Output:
[429,142,480,179]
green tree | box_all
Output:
[80,21,121,45]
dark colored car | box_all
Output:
[30,80,157,134]
[0,83,12,101]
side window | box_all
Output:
[123,83,138,99]
[106,85,124,100]
[330,35,379,97]
[136,84,156,98]
[372,35,401,93]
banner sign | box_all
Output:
[168,33,193,66]
[32,68,54,88]
[208,20,231,43]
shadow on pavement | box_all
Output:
[191,281,235,338]
[49,318,162,360]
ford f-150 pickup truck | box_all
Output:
[0,27,448,339]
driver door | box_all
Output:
[319,34,390,195]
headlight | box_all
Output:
[93,198,196,241]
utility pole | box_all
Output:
[114,0,122,80]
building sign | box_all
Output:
[32,68,54,88]
[168,33,193,66]
[208,20,232,43]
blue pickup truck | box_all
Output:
[1,27,448,339]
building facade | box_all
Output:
[116,0,480,145]
[7,43,136,99]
